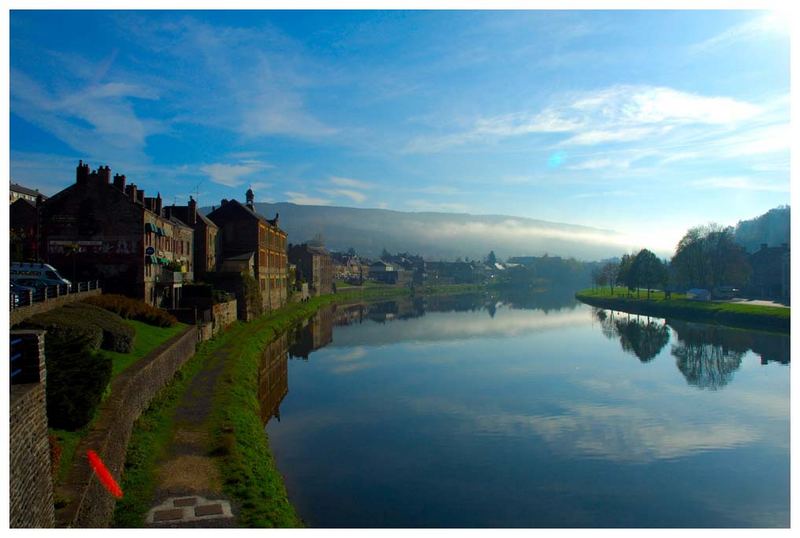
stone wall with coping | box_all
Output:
[10,330,55,528]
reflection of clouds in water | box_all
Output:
[332,307,590,348]
[333,347,367,362]
[409,396,759,463]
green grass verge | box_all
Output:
[101,320,189,379]
[112,332,228,527]
[576,287,789,333]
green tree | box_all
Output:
[618,253,638,296]
[632,249,666,299]
[486,250,497,265]
[671,224,751,290]
[602,261,620,295]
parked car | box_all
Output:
[10,282,35,307]
[10,262,71,287]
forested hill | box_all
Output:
[201,202,633,261]
[734,206,790,253]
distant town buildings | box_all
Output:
[747,243,790,301]
[10,182,47,204]
[288,243,333,296]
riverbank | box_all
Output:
[113,284,441,527]
[576,288,789,333]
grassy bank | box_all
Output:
[576,287,789,333]
[50,320,190,495]
[114,285,417,527]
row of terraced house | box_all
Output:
[9,161,290,314]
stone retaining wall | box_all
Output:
[55,325,198,528]
[211,299,237,335]
[9,330,55,528]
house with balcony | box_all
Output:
[38,161,194,308]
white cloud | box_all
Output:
[330,176,374,189]
[285,191,332,206]
[200,162,270,188]
[690,176,789,193]
[691,12,789,53]
[321,188,367,203]
[404,84,764,154]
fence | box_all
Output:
[10,280,101,310]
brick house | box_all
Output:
[206,189,288,311]
[288,243,333,296]
[10,198,42,262]
[39,161,194,307]
[747,243,790,300]
[163,196,219,280]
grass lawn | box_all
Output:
[100,320,189,379]
[576,287,789,332]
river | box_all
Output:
[260,291,789,528]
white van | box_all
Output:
[10,262,71,287]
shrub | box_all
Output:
[18,314,111,430]
[45,334,111,430]
[82,294,177,327]
[64,302,136,352]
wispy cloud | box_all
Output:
[200,161,271,188]
[690,12,789,54]
[11,66,164,163]
[285,191,332,206]
[321,188,367,203]
[330,176,373,189]
[690,176,789,193]
[404,84,764,154]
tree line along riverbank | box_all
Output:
[113,283,470,527]
[576,288,789,333]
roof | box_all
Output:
[207,199,283,231]
[10,182,47,199]
[168,215,193,230]
[224,251,255,261]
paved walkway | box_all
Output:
[721,298,789,308]
[146,346,236,527]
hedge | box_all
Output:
[63,302,136,353]
[82,294,177,327]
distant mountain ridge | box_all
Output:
[201,202,634,261]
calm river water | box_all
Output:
[261,292,789,528]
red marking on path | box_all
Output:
[87,450,123,499]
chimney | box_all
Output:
[76,160,90,184]
[113,174,126,191]
[246,188,255,209]
[137,190,145,205]
[188,196,197,226]
[98,165,111,184]
[274,212,279,227]
[144,197,154,212]
[155,192,162,216]
[125,183,138,202]
[221,198,229,206]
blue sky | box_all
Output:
[10,10,790,254]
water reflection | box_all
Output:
[593,308,789,390]
[595,310,670,362]
[258,333,289,424]
[264,294,789,527]
[290,306,334,359]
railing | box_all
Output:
[10,280,102,311]
[10,337,23,381]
